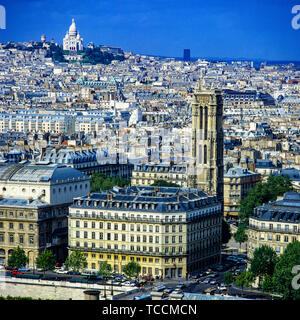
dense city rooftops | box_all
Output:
[252,191,300,222]
[70,185,220,214]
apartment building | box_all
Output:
[68,186,222,278]
[0,163,90,266]
[131,163,188,187]
[224,166,261,219]
[248,191,300,259]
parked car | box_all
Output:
[210,280,217,285]
[142,275,154,281]
[176,283,185,289]
[18,268,30,272]
[218,285,227,291]
[11,270,24,275]
[163,287,174,294]
[202,278,211,284]
[55,269,68,274]
[67,271,81,275]
[173,288,183,294]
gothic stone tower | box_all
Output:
[189,80,224,206]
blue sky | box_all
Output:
[0,0,299,60]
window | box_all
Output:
[10,235,14,243]
[76,221,80,228]
[76,231,80,238]
[29,236,34,244]
[9,223,13,229]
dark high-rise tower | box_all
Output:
[183,49,191,61]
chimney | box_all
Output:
[187,193,189,199]
[88,192,91,198]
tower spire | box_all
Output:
[199,69,205,91]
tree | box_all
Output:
[151,180,180,187]
[65,250,87,272]
[272,241,300,300]
[261,274,274,293]
[224,271,233,286]
[123,261,141,278]
[234,271,254,296]
[35,250,56,274]
[7,247,28,270]
[222,219,231,245]
[249,245,278,287]
[238,175,292,225]
[98,261,112,277]
[233,226,248,251]
[90,173,130,192]
[223,271,233,294]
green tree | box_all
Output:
[98,261,112,277]
[90,173,130,192]
[65,250,87,272]
[35,250,56,274]
[223,271,233,294]
[123,261,141,278]
[7,246,28,270]
[224,271,233,286]
[222,219,231,244]
[233,226,248,251]
[238,175,292,225]
[272,241,300,300]
[261,274,274,293]
[151,180,180,187]
[249,245,278,287]
[234,271,254,296]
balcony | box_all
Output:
[249,225,300,235]
[68,245,187,257]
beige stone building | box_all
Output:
[224,166,261,219]
[247,191,300,259]
[68,186,222,278]
[0,163,90,266]
[131,163,188,187]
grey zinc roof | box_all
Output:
[0,163,86,182]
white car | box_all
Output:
[0,265,4,270]
[55,269,68,274]
[218,286,227,291]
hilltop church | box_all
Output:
[63,18,83,52]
